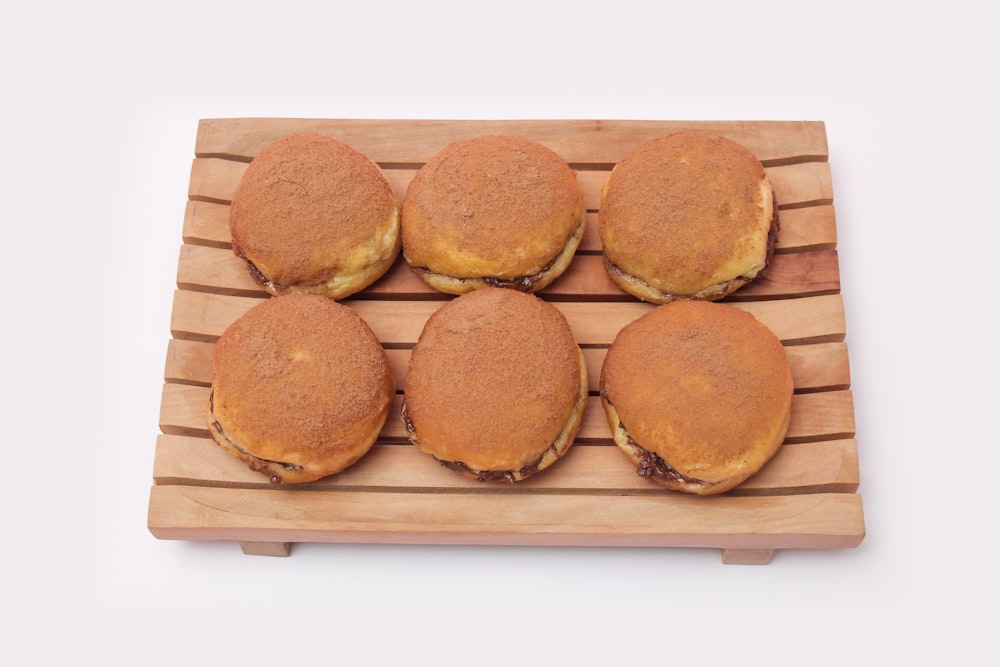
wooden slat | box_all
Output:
[182,199,838,255]
[194,118,829,165]
[169,291,846,346]
[159,384,855,444]
[182,200,230,247]
[786,391,855,442]
[148,485,863,550]
[188,158,833,212]
[164,339,852,395]
[153,433,859,496]
[773,205,837,252]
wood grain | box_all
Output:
[193,118,829,165]
[148,118,864,562]
[148,485,863,550]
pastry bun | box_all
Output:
[402,288,587,481]
[229,133,400,300]
[208,294,395,484]
[599,131,778,303]
[401,135,584,294]
[600,300,793,495]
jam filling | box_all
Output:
[414,265,550,293]
[601,389,712,489]
[410,213,585,293]
[605,259,754,301]
[436,448,554,483]
[626,432,708,487]
[235,248,345,293]
[234,249,282,292]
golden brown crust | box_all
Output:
[400,135,584,293]
[599,300,793,494]
[208,294,394,484]
[402,288,586,479]
[599,132,777,302]
[230,133,400,299]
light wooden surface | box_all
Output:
[147,118,865,563]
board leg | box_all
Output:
[721,548,775,565]
[239,541,292,557]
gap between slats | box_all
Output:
[152,433,860,497]
[187,158,833,212]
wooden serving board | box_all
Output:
[147,118,865,564]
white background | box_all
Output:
[4,1,997,663]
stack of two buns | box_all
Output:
[599,131,779,303]
[400,134,585,294]
[600,299,793,495]
[208,293,395,485]
[402,287,588,483]
[229,132,401,300]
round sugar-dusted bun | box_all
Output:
[599,131,779,303]
[208,294,395,484]
[600,300,793,495]
[400,135,585,294]
[402,288,588,481]
[229,133,400,299]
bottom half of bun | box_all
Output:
[601,195,780,303]
[603,256,760,303]
[236,211,401,300]
[207,391,390,484]
[600,395,790,495]
[405,215,585,295]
